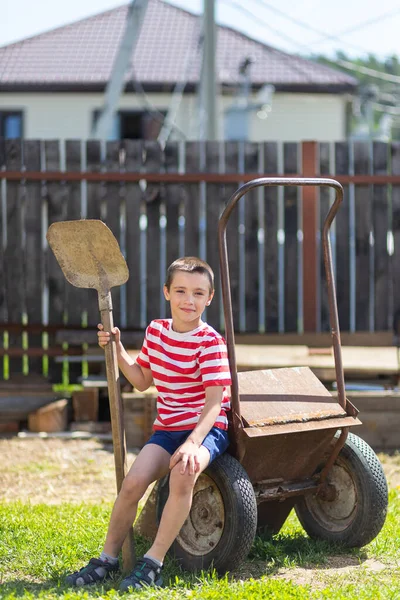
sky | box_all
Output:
[2,0,400,60]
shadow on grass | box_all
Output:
[231,532,369,581]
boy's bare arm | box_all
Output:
[116,343,153,392]
[187,386,223,447]
[97,324,153,392]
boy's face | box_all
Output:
[164,271,214,333]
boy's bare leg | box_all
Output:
[103,443,171,557]
[145,446,211,562]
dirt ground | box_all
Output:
[0,436,399,504]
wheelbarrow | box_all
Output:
[137,177,389,573]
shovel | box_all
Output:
[47,219,135,572]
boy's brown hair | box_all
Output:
[165,257,214,293]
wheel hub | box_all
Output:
[306,462,358,531]
[176,474,225,555]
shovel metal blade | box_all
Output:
[47,220,129,291]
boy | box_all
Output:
[66,256,232,592]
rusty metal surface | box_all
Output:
[46,220,129,292]
[238,367,346,427]
[239,427,338,483]
[257,499,296,536]
[318,428,349,484]
[176,474,225,556]
[254,477,319,502]
[242,416,361,438]
[218,178,346,451]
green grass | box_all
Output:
[0,490,399,600]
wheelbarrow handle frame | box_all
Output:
[218,177,346,437]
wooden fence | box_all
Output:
[1,138,400,383]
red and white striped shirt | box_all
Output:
[136,319,232,431]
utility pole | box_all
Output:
[199,0,217,140]
[92,0,149,140]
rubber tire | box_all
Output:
[295,433,388,547]
[157,452,257,573]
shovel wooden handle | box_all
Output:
[99,290,135,573]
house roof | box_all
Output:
[0,0,357,93]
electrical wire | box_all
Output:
[335,59,400,83]
[222,0,400,84]
[255,0,373,55]
[220,0,309,52]
[256,0,400,50]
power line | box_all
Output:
[220,0,311,52]
[255,0,372,55]
[335,59,400,83]
[307,4,400,47]
[256,0,400,53]
[223,0,400,84]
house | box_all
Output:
[0,0,358,142]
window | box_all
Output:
[92,110,164,140]
[0,111,23,138]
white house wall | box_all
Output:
[0,92,348,141]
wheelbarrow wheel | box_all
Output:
[294,432,388,547]
[157,452,257,573]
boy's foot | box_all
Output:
[65,557,119,586]
[119,556,163,592]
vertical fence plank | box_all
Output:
[125,141,144,330]
[244,142,260,332]
[65,141,84,326]
[0,139,7,331]
[263,142,279,333]
[163,142,181,323]
[302,141,318,332]
[23,140,43,375]
[45,141,65,382]
[391,142,400,333]
[354,141,371,331]
[224,142,240,332]
[144,141,163,323]
[184,142,201,257]
[319,142,331,332]
[204,141,222,330]
[373,142,390,331]
[4,140,24,377]
[284,142,298,332]
[65,141,84,382]
[335,142,350,331]
[104,142,123,327]
[85,140,104,327]
[164,142,181,269]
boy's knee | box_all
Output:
[169,465,196,495]
[120,474,147,501]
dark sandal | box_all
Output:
[65,557,119,586]
[119,556,163,592]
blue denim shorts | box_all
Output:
[145,426,229,464]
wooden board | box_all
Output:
[233,344,399,377]
[127,345,399,380]
[332,390,400,450]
